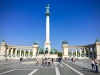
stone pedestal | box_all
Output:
[44,42,51,56]
[95,42,100,60]
[0,41,6,60]
[62,44,68,59]
[33,45,39,58]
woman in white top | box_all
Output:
[91,58,95,70]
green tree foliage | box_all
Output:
[57,51,62,57]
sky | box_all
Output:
[0,0,100,52]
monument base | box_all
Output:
[44,42,51,54]
[36,54,58,58]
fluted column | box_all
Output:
[15,48,17,56]
[24,49,26,57]
[28,50,30,57]
[76,49,77,58]
[92,47,94,58]
[84,48,86,57]
[20,49,21,57]
[72,49,73,57]
[11,48,13,56]
[88,48,90,58]
[7,48,9,56]
[80,48,82,57]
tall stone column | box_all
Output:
[0,40,6,60]
[76,49,77,58]
[15,48,17,57]
[7,48,9,56]
[80,48,82,57]
[44,4,51,57]
[20,49,21,57]
[28,50,30,57]
[95,42,100,60]
[88,47,90,58]
[24,49,26,57]
[11,48,13,57]
[92,47,94,58]
[84,48,86,58]
[72,49,73,57]
[62,44,68,58]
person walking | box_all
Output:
[91,58,95,71]
[42,57,44,65]
[44,58,47,66]
[94,58,99,73]
[58,57,62,63]
[48,58,51,67]
[51,58,54,63]
[36,58,38,64]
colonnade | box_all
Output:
[6,48,33,58]
[62,43,100,59]
[68,47,96,58]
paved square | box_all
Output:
[0,59,100,75]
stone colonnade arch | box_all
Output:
[62,42,100,60]
[0,41,39,60]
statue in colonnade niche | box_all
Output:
[62,40,68,45]
[50,48,57,54]
[33,41,38,45]
[39,48,44,54]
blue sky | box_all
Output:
[0,0,100,51]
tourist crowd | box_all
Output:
[36,57,62,67]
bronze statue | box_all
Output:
[96,38,99,42]
[62,40,68,45]
[33,41,38,45]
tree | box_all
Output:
[57,51,62,57]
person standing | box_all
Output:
[91,58,95,71]
[94,58,99,73]
[44,58,47,66]
[48,58,51,67]
[42,57,44,65]
[51,58,54,63]
[36,58,38,64]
